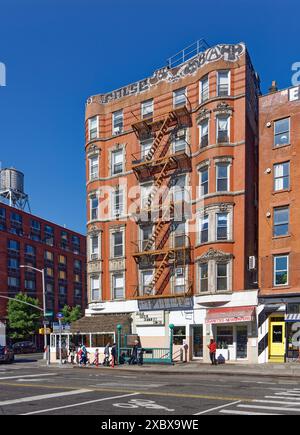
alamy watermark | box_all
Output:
[292,62,300,86]
[0,62,6,87]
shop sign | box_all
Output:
[206,315,253,325]
[289,86,300,101]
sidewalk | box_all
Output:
[42,360,300,379]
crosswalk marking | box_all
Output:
[221,410,282,416]
[238,404,300,413]
[0,373,58,381]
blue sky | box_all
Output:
[0,0,298,234]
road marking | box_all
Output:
[238,404,300,413]
[253,399,300,406]
[0,373,58,381]
[274,392,300,397]
[21,392,140,415]
[114,398,174,412]
[91,382,165,389]
[221,409,282,416]
[0,389,92,406]
[265,395,300,401]
[194,401,241,415]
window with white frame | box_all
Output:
[112,187,124,217]
[174,221,186,248]
[89,155,99,180]
[112,110,123,135]
[200,75,209,103]
[112,273,125,299]
[173,129,187,153]
[90,196,98,220]
[274,162,290,191]
[216,213,229,241]
[173,87,186,107]
[173,175,186,203]
[141,270,154,295]
[200,119,209,148]
[217,70,230,97]
[216,263,228,291]
[274,118,290,147]
[217,115,230,143]
[112,230,124,258]
[141,183,152,208]
[141,99,153,119]
[141,138,153,159]
[273,207,289,238]
[216,163,230,192]
[90,235,99,260]
[112,149,124,175]
[140,225,153,250]
[199,263,208,293]
[274,255,289,286]
[199,166,209,196]
[200,214,209,244]
[91,276,100,301]
[174,267,185,294]
[88,116,98,140]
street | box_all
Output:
[0,359,300,415]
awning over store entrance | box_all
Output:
[285,314,300,322]
[206,306,256,325]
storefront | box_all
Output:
[206,306,257,362]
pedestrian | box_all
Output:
[129,340,139,365]
[69,345,76,365]
[111,343,117,368]
[208,339,217,366]
[80,343,88,367]
[93,348,99,368]
[137,347,144,366]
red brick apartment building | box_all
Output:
[258,84,300,363]
[0,202,87,322]
[83,42,261,363]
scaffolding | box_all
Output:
[131,103,193,299]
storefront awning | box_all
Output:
[206,306,256,325]
[285,314,300,322]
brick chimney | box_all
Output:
[269,80,278,94]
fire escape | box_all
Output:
[131,103,193,299]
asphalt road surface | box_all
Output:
[0,361,300,415]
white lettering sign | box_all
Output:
[289,86,300,102]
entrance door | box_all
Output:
[192,326,203,358]
[269,320,285,362]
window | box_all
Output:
[91,276,100,300]
[273,207,289,237]
[44,225,54,246]
[200,120,209,148]
[90,235,99,260]
[11,212,22,224]
[25,280,36,291]
[173,326,186,345]
[200,215,209,244]
[112,231,123,258]
[112,273,125,299]
[7,240,20,251]
[25,245,36,256]
[31,220,41,231]
[274,162,290,191]
[113,188,124,217]
[141,225,153,250]
[274,255,289,286]
[173,87,186,108]
[8,276,20,288]
[0,208,5,219]
[89,156,99,180]
[216,213,229,241]
[112,110,123,135]
[141,99,153,119]
[45,251,54,262]
[274,118,290,147]
[174,268,185,294]
[173,129,186,153]
[173,175,186,203]
[88,116,98,140]
[199,264,208,293]
[174,221,186,248]
[8,258,19,270]
[199,167,209,196]
[59,285,67,295]
[216,163,230,192]
[46,267,54,277]
[217,70,230,96]
[141,270,153,295]
[59,270,66,280]
[216,326,233,349]
[200,75,209,103]
[112,149,124,175]
[91,196,98,221]
[217,116,230,143]
[74,259,81,271]
[141,138,153,159]
[216,263,228,291]
[59,255,66,265]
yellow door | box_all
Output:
[269,321,285,363]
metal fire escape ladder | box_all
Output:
[145,251,172,295]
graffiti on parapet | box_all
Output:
[292,62,300,86]
[0,62,6,87]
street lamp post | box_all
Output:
[20,265,49,365]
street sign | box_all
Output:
[45,311,53,317]
[39,328,51,335]
[52,323,71,332]
[57,312,64,319]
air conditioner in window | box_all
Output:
[176,130,186,138]
[113,127,121,135]
[249,256,256,271]
[175,267,184,276]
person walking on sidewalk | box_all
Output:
[111,343,117,368]
[208,339,217,366]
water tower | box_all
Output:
[0,168,31,212]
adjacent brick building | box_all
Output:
[258,84,300,363]
[0,202,87,321]
[83,42,261,363]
